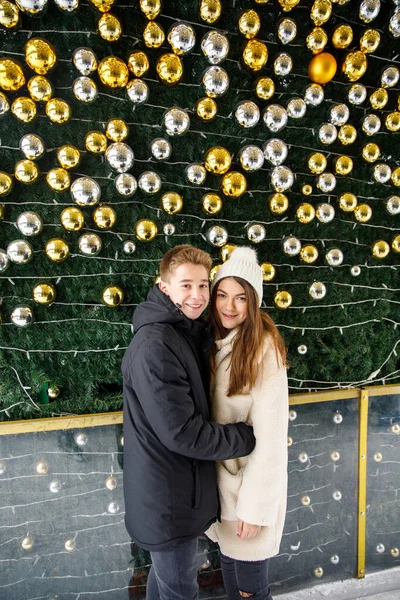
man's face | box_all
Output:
[159,263,210,320]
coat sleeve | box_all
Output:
[235,346,289,527]
[126,338,256,461]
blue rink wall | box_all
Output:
[0,386,399,600]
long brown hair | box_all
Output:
[209,277,288,397]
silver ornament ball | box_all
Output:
[19,134,45,160]
[201,31,229,64]
[105,143,134,173]
[7,240,33,264]
[263,104,288,132]
[73,47,98,76]
[0,94,9,116]
[114,173,137,197]
[54,0,79,10]
[206,225,228,247]
[0,249,10,273]
[150,138,172,161]
[359,0,381,22]
[283,236,301,256]
[381,66,399,88]
[373,163,391,183]
[127,79,149,104]
[263,138,288,166]
[362,114,381,136]
[274,53,293,76]
[239,145,264,172]
[325,248,344,267]
[298,345,308,355]
[351,265,361,276]
[202,66,229,98]
[235,101,260,128]
[386,195,400,215]
[316,203,335,223]
[163,223,175,235]
[247,223,266,243]
[186,163,206,185]
[287,98,306,119]
[11,305,33,327]
[309,281,327,300]
[329,104,350,126]
[123,240,136,254]
[163,107,190,135]
[319,123,337,145]
[317,173,336,193]
[138,171,162,194]
[73,76,98,103]
[304,83,324,106]
[78,233,102,256]
[278,18,297,44]
[17,211,43,236]
[271,165,294,192]
[71,177,101,206]
[15,0,48,14]
[348,83,367,105]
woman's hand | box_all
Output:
[237,519,262,539]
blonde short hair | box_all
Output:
[160,245,212,282]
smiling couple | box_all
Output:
[122,244,289,600]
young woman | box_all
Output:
[205,247,289,600]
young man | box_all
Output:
[122,245,256,600]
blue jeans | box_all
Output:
[146,538,198,600]
[220,553,273,600]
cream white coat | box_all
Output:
[205,327,289,561]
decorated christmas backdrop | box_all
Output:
[0,0,399,421]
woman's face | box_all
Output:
[215,277,248,330]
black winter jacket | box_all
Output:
[121,285,256,551]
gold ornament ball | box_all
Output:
[243,39,268,71]
[334,155,353,175]
[0,171,13,196]
[354,203,372,223]
[238,9,261,39]
[199,0,221,24]
[15,159,39,184]
[0,58,25,91]
[161,191,183,215]
[204,146,231,174]
[11,96,37,122]
[45,238,70,262]
[57,145,80,170]
[386,112,400,133]
[306,27,328,54]
[140,0,161,19]
[209,264,221,282]
[332,24,353,49]
[371,240,390,259]
[339,192,357,212]
[196,97,217,121]
[297,202,315,223]
[85,131,108,153]
[308,52,337,84]
[25,38,57,75]
[0,1,20,28]
[33,282,56,305]
[45,98,71,124]
[362,143,380,163]
[89,0,116,11]
[202,193,223,215]
[47,384,60,400]
[143,21,165,48]
[98,56,129,88]
[0,90,9,114]
[128,51,149,77]
[27,75,53,102]
[391,235,400,253]
[102,285,124,307]
[274,290,292,309]
[135,218,158,242]
[342,51,367,82]
[278,0,301,10]
[392,167,400,187]
[0,204,4,220]
[93,205,117,229]
[302,184,313,196]
[311,0,332,26]
[106,119,128,142]
[255,77,275,100]
[300,244,319,263]
[308,152,327,174]
[60,207,84,231]
[261,262,276,282]
[360,29,380,54]
[46,168,70,192]
[269,192,289,214]
[370,88,388,110]
[98,12,122,42]
[221,171,247,198]
[338,124,357,145]
[220,243,236,262]
[156,53,183,86]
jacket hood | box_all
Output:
[133,284,208,336]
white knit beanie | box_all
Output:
[211,247,264,307]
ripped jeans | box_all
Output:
[220,553,273,600]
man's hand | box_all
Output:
[237,519,262,539]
